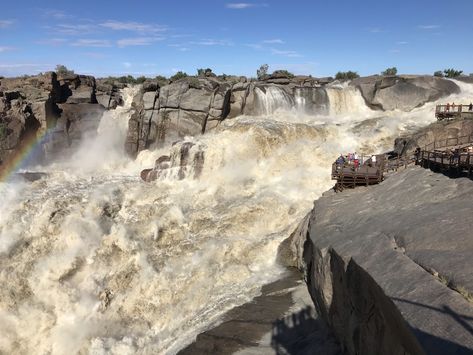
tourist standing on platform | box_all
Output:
[469,102,473,111]
[446,103,450,112]
[371,154,377,166]
[452,102,456,112]
[354,152,359,170]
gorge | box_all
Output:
[1,72,473,354]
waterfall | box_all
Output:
[2,79,473,354]
[325,82,372,116]
[254,85,294,115]
[294,87,330,115]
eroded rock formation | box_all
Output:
[351,75,460,111]
[0,73,121,166]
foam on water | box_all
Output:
[1,80,473,354]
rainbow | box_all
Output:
[0,129,49,183]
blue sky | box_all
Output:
[1,0,472,78]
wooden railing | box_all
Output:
[423,134,473,151]
[436,104,473,114]
[418,150,473,176]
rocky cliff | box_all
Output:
[351,75,459,111]
[1,72,461,165]
[125,74,460,157]
[285,167,473,355]
[0,73,121,167]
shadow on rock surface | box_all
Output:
[271,306,341,355]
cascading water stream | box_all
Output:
[1,81,473,354]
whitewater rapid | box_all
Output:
[1,81,473,354]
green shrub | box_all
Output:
[433,71,444,77]
[170,71,189,82]
[382,67,397,76]
[335,71,360,80]
[55,64,75,76]
[272,69,295,78]
[443,68,463,78]
[155,75,169,87]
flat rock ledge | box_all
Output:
[287,166,473,355]
[178,268,342,355]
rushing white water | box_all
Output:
[254,85,294,115]
[1,81,473,354]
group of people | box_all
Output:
[335,152,378,170]
[444,102,473,112]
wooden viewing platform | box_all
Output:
[331,155,386,191]
[435,104,473,121]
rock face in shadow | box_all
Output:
[288,167,473,355]
[351,75,460,111]
[0,72,121,167]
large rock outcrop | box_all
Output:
[287,167,473,355]
[394,119,473,156]
[351,75,460,111]
[125,77,232,157]
[0,73,121,167]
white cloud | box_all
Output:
[0,20,14,28]
[44,10,70,19]
[418,25,440,30]
[71,39,112,47]
[36,38,67,46]
[271,48,302,58]
[369,28,383,33]
[397,41,408,45]
[190,39,232,46]
[0,46,15,52]
[117,37,163,47]
[56,24,96,35]
[122,62,132,68]
[100,20,167,34]
[246,43,263,50]
[263,39,284,44]
[226,3,268,9]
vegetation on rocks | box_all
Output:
[434,70,444,77]
[170,71,189,82]
[382,67,398,75]
[271,69,295,78]
[257,64,269,80]
[443,68,463,78]
[335,71,360,80]
[55,64,75,76]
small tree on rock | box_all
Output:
[382,67,397,76]
[433,71,444,77]
[335,71,360,80]
[55,64,74,76]
[443,68,463,78]
[257,64,269,80]
[170,71,189,82]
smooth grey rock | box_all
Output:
[294,167,473,355]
